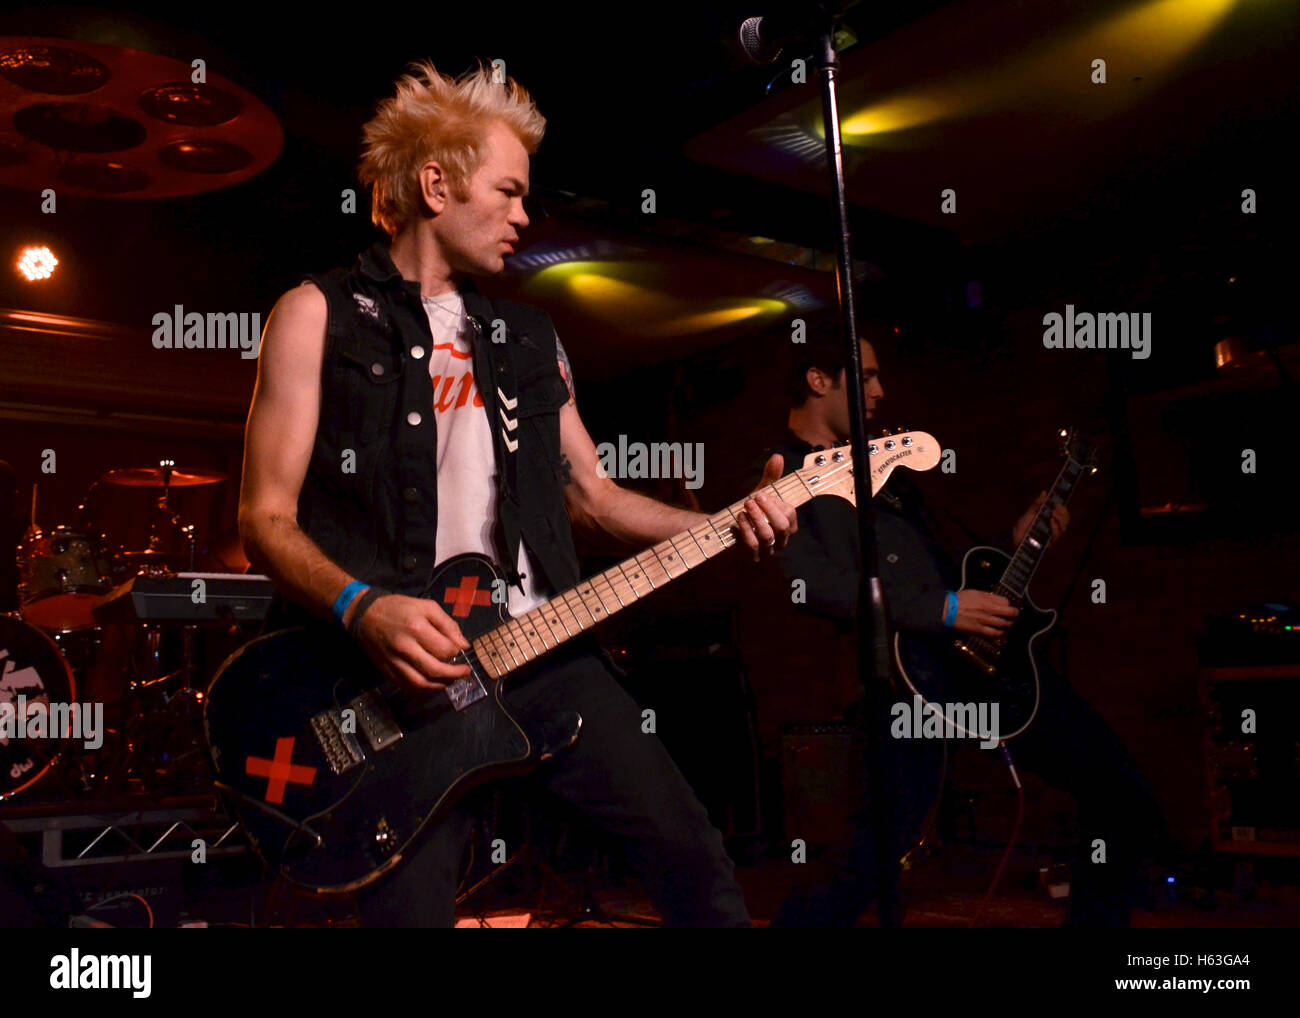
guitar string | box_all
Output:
[474,458,861,680]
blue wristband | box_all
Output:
[333,580,369,627]
[942,591,958,628]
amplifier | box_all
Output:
[1199,603,1300,666]
[780,723,865,847]
[1201,665,1300,856]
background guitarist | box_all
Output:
[237,60,796,927]
[762,317,1165,927]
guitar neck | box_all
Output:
[995,453,1089,599]
[471,463,842,681]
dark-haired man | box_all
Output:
[763,322,1163,927]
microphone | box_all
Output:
[737,2,858,65]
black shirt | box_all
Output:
[766,431,961,634]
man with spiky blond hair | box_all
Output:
[238,61,795,926]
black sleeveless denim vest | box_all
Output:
[289,241,580,611]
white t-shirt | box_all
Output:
[421,291,550,616]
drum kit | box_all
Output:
[2,459,249,803]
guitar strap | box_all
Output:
[461,281,524,591]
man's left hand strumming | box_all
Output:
[736,454,798,562]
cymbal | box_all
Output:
[100,466,227,488]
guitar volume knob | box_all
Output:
[374,817,398,856]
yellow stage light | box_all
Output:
[841,0,1235,143]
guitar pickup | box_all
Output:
[350,689,404,751]
[952,639,998,676]
[445,674,487,712]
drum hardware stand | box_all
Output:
[453,793,660,927]
[130,621,199,692]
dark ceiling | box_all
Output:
[0,0,1295,385]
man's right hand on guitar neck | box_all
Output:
[346,591,472,692]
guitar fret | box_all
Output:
[571,585,600,626]
[557,590,588,630]
[647,543,672,580]
[523,609,553,651]
[544,599,573,639]
[684,525,709,563]
[497,618,527,661]
[580,579,608,618]
[524,613,550,654]
[494,626,524,670]
[666,534,690,569]
[512,616,542,660]
[536,603,565,645]
[575,582,607,621]
[612,567,636,603]
[472,638,501,680]
[703,515,730,551]
[720,506,744,547]
[640,549,668,588]
[479,627,506,671]
[614,561,644,602]
[674,532,703,568]
[504,618,537,661]
[597,571,625,610]
[555,592,585,634]
[632,552,657,591]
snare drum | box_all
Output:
[0,614,77,800]
[17,527,112,632]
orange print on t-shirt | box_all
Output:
[432,371,484,412]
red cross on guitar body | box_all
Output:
[203,435,940,893]
[443,574,494,618]
[244,737,317,804]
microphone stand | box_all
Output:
[812,20,902,928]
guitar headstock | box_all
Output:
[1058,426,1099,475]
[797,430,941,507]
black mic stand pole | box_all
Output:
[812,18,902,929]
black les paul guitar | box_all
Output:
[204,434,940,892]
[894,428,1095,743]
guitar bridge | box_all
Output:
[308,689,404,775]
[309,710,365,776]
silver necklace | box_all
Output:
[421,293,468,330]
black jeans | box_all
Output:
[357,643,750,927]
[774,666,1165,927]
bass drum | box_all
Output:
[0,614,77,800]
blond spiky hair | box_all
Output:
[359,60,545,237]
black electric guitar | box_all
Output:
[204,433,941,892]
[894,428,1096,743]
